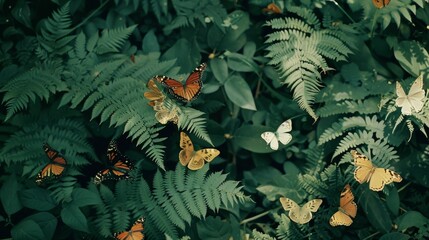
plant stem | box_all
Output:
[240,207,281,225]
[72,0,110,31]
[328,0,356,24]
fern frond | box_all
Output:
[317,98,380,117]
[178,107,212,145]
[96,25,137,54]
[333,130,374,157]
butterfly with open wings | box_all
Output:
[155,63,206,102]
[279,197,323,224]
[261,119,292,150]
[114,217,145,240]
[179,132,220,170]
[351,150,402,191]
[396,74,426,115]
[36,143,67,184]
[329,184,357,227]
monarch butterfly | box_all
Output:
[114,217,145,240]
[94,140,134,184]
[179,132,220,170]
[155,63,207,102]
[329,184,357,226]
[372,0,390,9]
[351,150,402,191]
[36,143,67,184]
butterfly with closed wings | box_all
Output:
[179,132,220,170]
[144,78,165,107]
[94,140,134,184]
[155,63,206,102]
[396,74,426,115]
[36,143,67,184]
[114,217,145,240]
[351,150,402,191]
[261,119,292,150]
[329,184,357,227]
[279,197,323,224]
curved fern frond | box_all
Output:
[96,25,137,54]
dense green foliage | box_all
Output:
[1,0,429,239]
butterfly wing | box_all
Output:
[179,132,195,167]
[261,132,279,150]
[369,168,403,191]
[330,184,357,226]
[36,143,67,184]
[408,75,425,113]
[277,119,292,133]
[372,0,390,8]
[114,218,145,240]
[144,79,165,106]
[279,197,301,223]
[187,148,220,170]
[94,141,133,184]
[351,150,373,184]
[295,199,322,224]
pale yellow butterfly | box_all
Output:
[261,119,292,150]
[179,132,220,170]
[279,197,323,224]
[153,101,179,125]
[396,74,425,115]
[329,184,357,227]
[351,150,402,191]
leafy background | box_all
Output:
[1,0,429,239]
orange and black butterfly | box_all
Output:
[93,140,134,184]
[155,63,206,102]
[372,0,390,9]
[114,217,145,240]
[36,143,67,184]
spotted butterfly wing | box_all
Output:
[279,197,323,224]
[372,0,390,8]
[36,143,67,184]
[114,217,145,240]
[329,184,357,226]
[351,150,402,191]
[94,140,134,184]
[156,63,206,102]
[179,132,220,170]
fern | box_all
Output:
[265,7,356,120]
[96,25,137,54]
[88,164,249,239]
[177,107,212,145]
[374,0,422,30]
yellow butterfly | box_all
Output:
[279,197,323,224]
[329,184,357,227]
[144,79,165,106]
[351,150,402,191]
[179,132,220,170]
[153,101,179,125]
[396,74,425,115]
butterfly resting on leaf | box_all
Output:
[36,143,67,185]
[155,63,206,102]
[261,119,292,150]
[179,132,220,170]
[329,184,357,227]
[114,217,145,240]
[395,74,426,116]
[351,150,402,191]
[279,197,322,224]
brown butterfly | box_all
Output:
[372,0,391,9]
[329,184,357,226]
[179,132,219,170]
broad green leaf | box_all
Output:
[243,42,256,58]
[162,38,201,71]
[19,188,57,211]
[11,219,45,240]
[234,125,273,153]
[197,216,232,240]
[61,204,89,232]
[379,232,410,240]
[396,211,428,231]
[0,174,23,215]
[142,29,160,54]
[210,58,228,84]
[71,188,101,207]
[394,41,428,77]
[360,188,391,233]
[224,75,256,110]
[226,52,259,73]
[385,187,400,216]
[24,212,57,240]
[11,0,32,29]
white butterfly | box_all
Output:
[396,74,425,115]
[279,197,323,224]
[261,119,292,150]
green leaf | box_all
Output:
[24,212,57,240]
[0,174,23,215]
[210,58,228,84]
[142,29,160,54]
[385,187,400,216]
[360,188,391,233]
[224,75,256,110]
[11,219,45,240]
[226,52,259,73]
[234,125,274,153]
[197,216,232,240]
[71,188,101,207]
[19,188,57,211]
[11,0,32,29]
[379,232,410,240]
[396,211,428,231]
[61,204,89,232]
